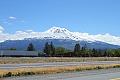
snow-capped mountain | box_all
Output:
[1,26,120,50]
[43,27,83,40]
[43,26,120,45]
[45,27,71,34]
[0,26,120,46]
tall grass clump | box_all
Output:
[0,64,120,78]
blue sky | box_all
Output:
[0,0,120,36]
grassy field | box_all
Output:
[0,57,120,64]
[0,64,120,78]
[0,57,120,78]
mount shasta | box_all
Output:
[1,27,120,50]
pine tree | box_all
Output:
[81,44,87,57]
[92,48,97,57]
[50,42,55,57]
[43,42,55,57]
[27,43,36,51]
[43,42,51,56]
[98,49,102,57]
[50,42,54,51]
[74,44,80,57]
[89,49,93,57]
[52,48,55,57]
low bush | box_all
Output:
[3,72,12,77]
[94,66,103,70]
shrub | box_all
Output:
[86,68,92,70]
[94,66,103,70]
[3,72,12,77]
[76,68,81,71]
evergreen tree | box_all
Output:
[52,48,55,57]
[98,49,102,57]
[74,44,80,57]
[43,42,51,56]
[89,49,93,57]
[103,50,107,57]
[27,43,36,51]
[43,42,55,57]
[10,48,16,50]
[81,44,88,57]
[50,42,54,51]
[92,48,97,57]
[50,42,55,57]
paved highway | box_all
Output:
[0,61,120,69]
[2,68,120,80]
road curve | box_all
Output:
[0,61,120,69]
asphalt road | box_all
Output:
[2,68,120,80]
[0,61,120,69]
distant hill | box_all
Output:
[2,38,120,51]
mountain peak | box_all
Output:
[45,26,71,34]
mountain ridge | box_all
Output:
[0,26,120,46]
[1,26,120,50]
[2,38,120,50]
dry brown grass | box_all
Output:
[0,57,120,64]
[0,64,120,78]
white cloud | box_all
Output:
[73,32,120,45]
[26,30,34,33]
[0,26,4,32]
[9,16,16,19]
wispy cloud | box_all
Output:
[0,26,4,31]
[7,23,12,25]
[26,29,34,32]
[3,22,12,25]
[0,26,4,34]
[9,16,16,19]
[21,20,26,22]
[4,22,7,24]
